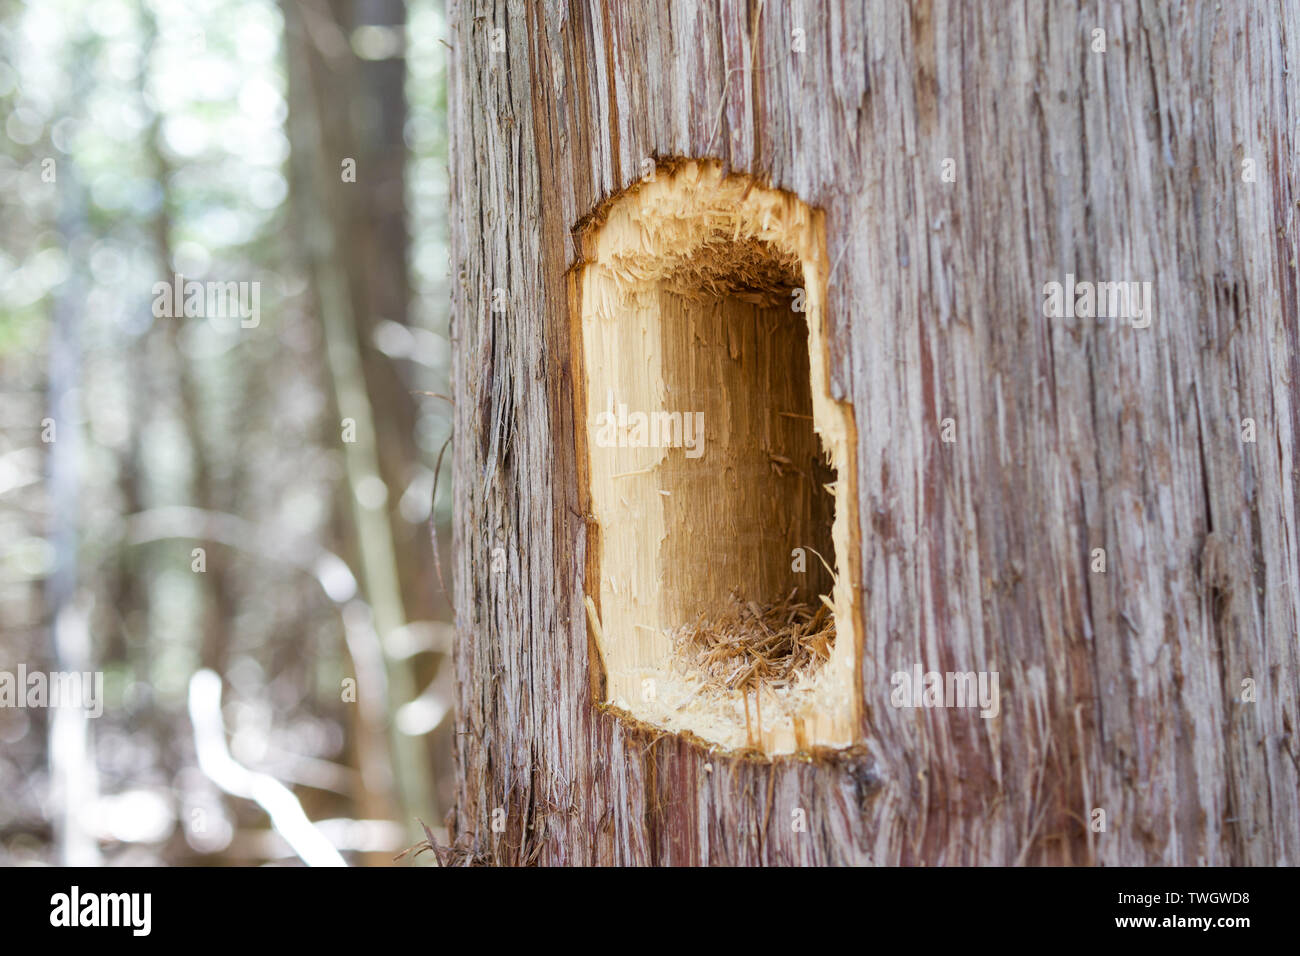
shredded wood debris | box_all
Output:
[582,162,807,309]
[654,237,801,305]
[670,590,835,694]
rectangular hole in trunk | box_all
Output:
[572,160,860,755]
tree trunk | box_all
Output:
[447,0,1300,865]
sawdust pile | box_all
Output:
[670,590,835,693]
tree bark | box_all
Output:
[447,0,1300,865]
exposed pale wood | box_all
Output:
[448,0,1300,864]
[572,160,858,754]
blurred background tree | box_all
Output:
[0,0,453,866]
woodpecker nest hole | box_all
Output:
[572,160,861,755]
